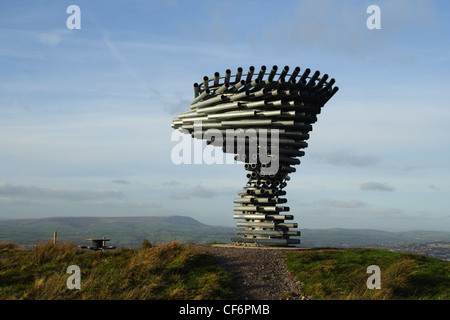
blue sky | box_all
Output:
[0,0,449,231]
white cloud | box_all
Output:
[111,179,131,185]
[0,181,123,201]
[310,149,380,167]
[35,29,70,47]
[171,185,218,200]
[360,182,395,192]
[428,184,440,191]
[315,198,367,209]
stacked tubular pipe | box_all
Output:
[171,65,338,246]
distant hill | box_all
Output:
[1,216,449,251]
[300,228,450,247]
[0,215,233,247]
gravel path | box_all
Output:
[193,244,311,300]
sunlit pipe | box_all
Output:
[253,189,267,195]
[189,121,222,129]
[229,90,250,101]
[195,102,241,114]
[240,100,267,109]
[225,69,231,84]
[221,119,272,127]
[213,72,220,86]
[233,198,286,204]
[235,67,243,83]
[233,206,258,211]
[249,87,271,99]
[231,79,246,92]
[214,82,229,95]
[235,230,285,237]
[190,89,210,105]
[191,94,228,109]
[178,116,208,123]
[251,79,272,92]
[232,213,266,219]
[280,110,303,117]
[236,222,297,228]
[252,205,289,212]
[176,110,199,119]
[235,213,294,221]
[207,110,256,120]
[256,110,281,117]
[235,230,299,237]
[240,78,261,92]
[271,120,296,127]
[193,82,200,98]
[267,99,306,108]
[203,76,209,90]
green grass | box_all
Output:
[0,241,234,300]
[285,248,449,300]
[3,242,447,300]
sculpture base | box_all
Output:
[232,162,301,247]
[231,237,300,247]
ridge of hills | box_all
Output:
[0,215,217,247]
[1,216,449,257]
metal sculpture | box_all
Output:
[171,65,338,246]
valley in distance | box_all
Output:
[0,215,448,261]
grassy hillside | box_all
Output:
[0,241,234,300]
[285,248,449,300]
[1,241,448,300]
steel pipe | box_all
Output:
[245,66,255,83]
[190,89,210,106]
[288,66,300,83]
[171,64,338,247]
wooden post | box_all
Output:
[53,231,57,244]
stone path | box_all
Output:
[194,244,311,300]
